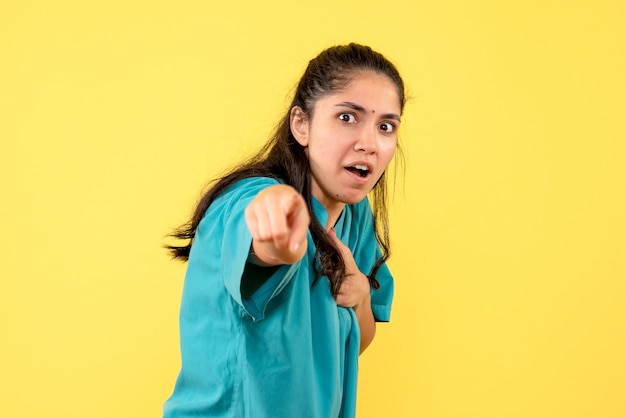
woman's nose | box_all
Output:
[354,127,377,153]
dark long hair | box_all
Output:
[166,43,406,295]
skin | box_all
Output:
[244,71,401,353]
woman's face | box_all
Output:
[291,71,401,211]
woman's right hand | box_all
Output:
[244,184,310,265]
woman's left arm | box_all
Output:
[352,290,376,354]
[328,228,376,354]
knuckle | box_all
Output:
[273,230,288,242]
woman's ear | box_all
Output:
[290,106,309,147]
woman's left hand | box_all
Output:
[327,227,371,309]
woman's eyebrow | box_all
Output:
[335,101,401,121]
[335,101,367,113]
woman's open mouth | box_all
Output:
[345,164,370,178]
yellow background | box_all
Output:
[1,1,625,417]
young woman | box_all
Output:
[163,43,406,418]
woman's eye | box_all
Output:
[338,113,357,123]
[379,122,395,133]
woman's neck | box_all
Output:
[324,204,345,230]
[310,183,346,230]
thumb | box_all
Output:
[286,194,310,252]
[327,227,349,254]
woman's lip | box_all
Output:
[345,161,373,172]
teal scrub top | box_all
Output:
[163,177,394,418]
